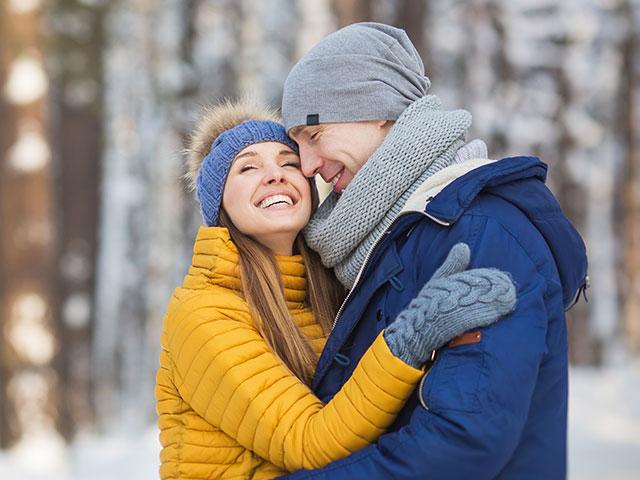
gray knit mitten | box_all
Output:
[383,243,516,368]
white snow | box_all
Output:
[568,363,640,479]
[0,428,159,480]
[0,431,69,478]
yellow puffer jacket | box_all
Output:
[156,227,423,479]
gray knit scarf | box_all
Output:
[303,95,472,289]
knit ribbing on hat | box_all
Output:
[196,120,297,226]
[303,95,472,288]
[282,22,431,131]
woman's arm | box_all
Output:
[165,244,516,473]
[165,294,422,472]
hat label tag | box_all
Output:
[306,114,319,125]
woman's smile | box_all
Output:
[255,191,298,209]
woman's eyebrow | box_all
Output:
[280,150,298,156]
[235,151,257,161]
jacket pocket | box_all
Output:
[419,340,486,414]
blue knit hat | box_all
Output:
[195,119,298,226]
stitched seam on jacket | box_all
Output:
[350,373,394,417]
[333,387,376,441]
[248,376,297,454]
[463,212,552,296]
[170,308,247,356]
[277,399,338,470]
[220,359,282,436]
[370,339,419,388]
[359,364,404,402]
[175,332,259,398]
[265,380,307,467]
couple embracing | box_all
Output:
[156,23,588,480]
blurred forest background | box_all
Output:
[1,0,639,479]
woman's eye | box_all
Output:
[240,165,255,173]
[284,162,300,168]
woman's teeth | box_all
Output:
[259,194,294,209]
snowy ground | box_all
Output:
[1,364,639,480]
[568,362,640,479]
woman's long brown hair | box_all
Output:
[218,200,344,385]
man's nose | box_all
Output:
[299,143,322,178]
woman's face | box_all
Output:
[222,141,312,255]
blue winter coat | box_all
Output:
[284,156,588,480]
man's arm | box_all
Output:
[283,217,554,479]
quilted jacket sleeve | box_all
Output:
[164,293,423,472]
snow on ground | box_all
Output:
[1,363,639,479]
[568,361,640,480]
[0,428,160,480]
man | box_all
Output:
[280,23,588,479]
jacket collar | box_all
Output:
[402,157,496,214]
[424,156,548,223]
[190,226,308,304]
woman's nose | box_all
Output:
[263,164,286,184]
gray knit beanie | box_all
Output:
[282,22,431,131]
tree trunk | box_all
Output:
[0,1,60,446]
[394,0,428,69]
[331,0,372,28]
[47,0,106,441]
[620,0,640,353]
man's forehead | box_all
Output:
[289,124,318,139]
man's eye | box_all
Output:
[310,131,320,141]
[284,162,300,168]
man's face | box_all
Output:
[290,121,391,193]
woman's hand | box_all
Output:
[383,243,516,368]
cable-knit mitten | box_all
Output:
[384,243,516,368]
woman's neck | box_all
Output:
[256,232,296,256]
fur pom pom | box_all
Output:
[184,97,281,191]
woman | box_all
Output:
[155,100,515,479]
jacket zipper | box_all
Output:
[418,349,438,409]
[331,206,450,331]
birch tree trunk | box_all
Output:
[94,0,194,432]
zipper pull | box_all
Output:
[566,274,590,311]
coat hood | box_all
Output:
[425,156,588,309]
